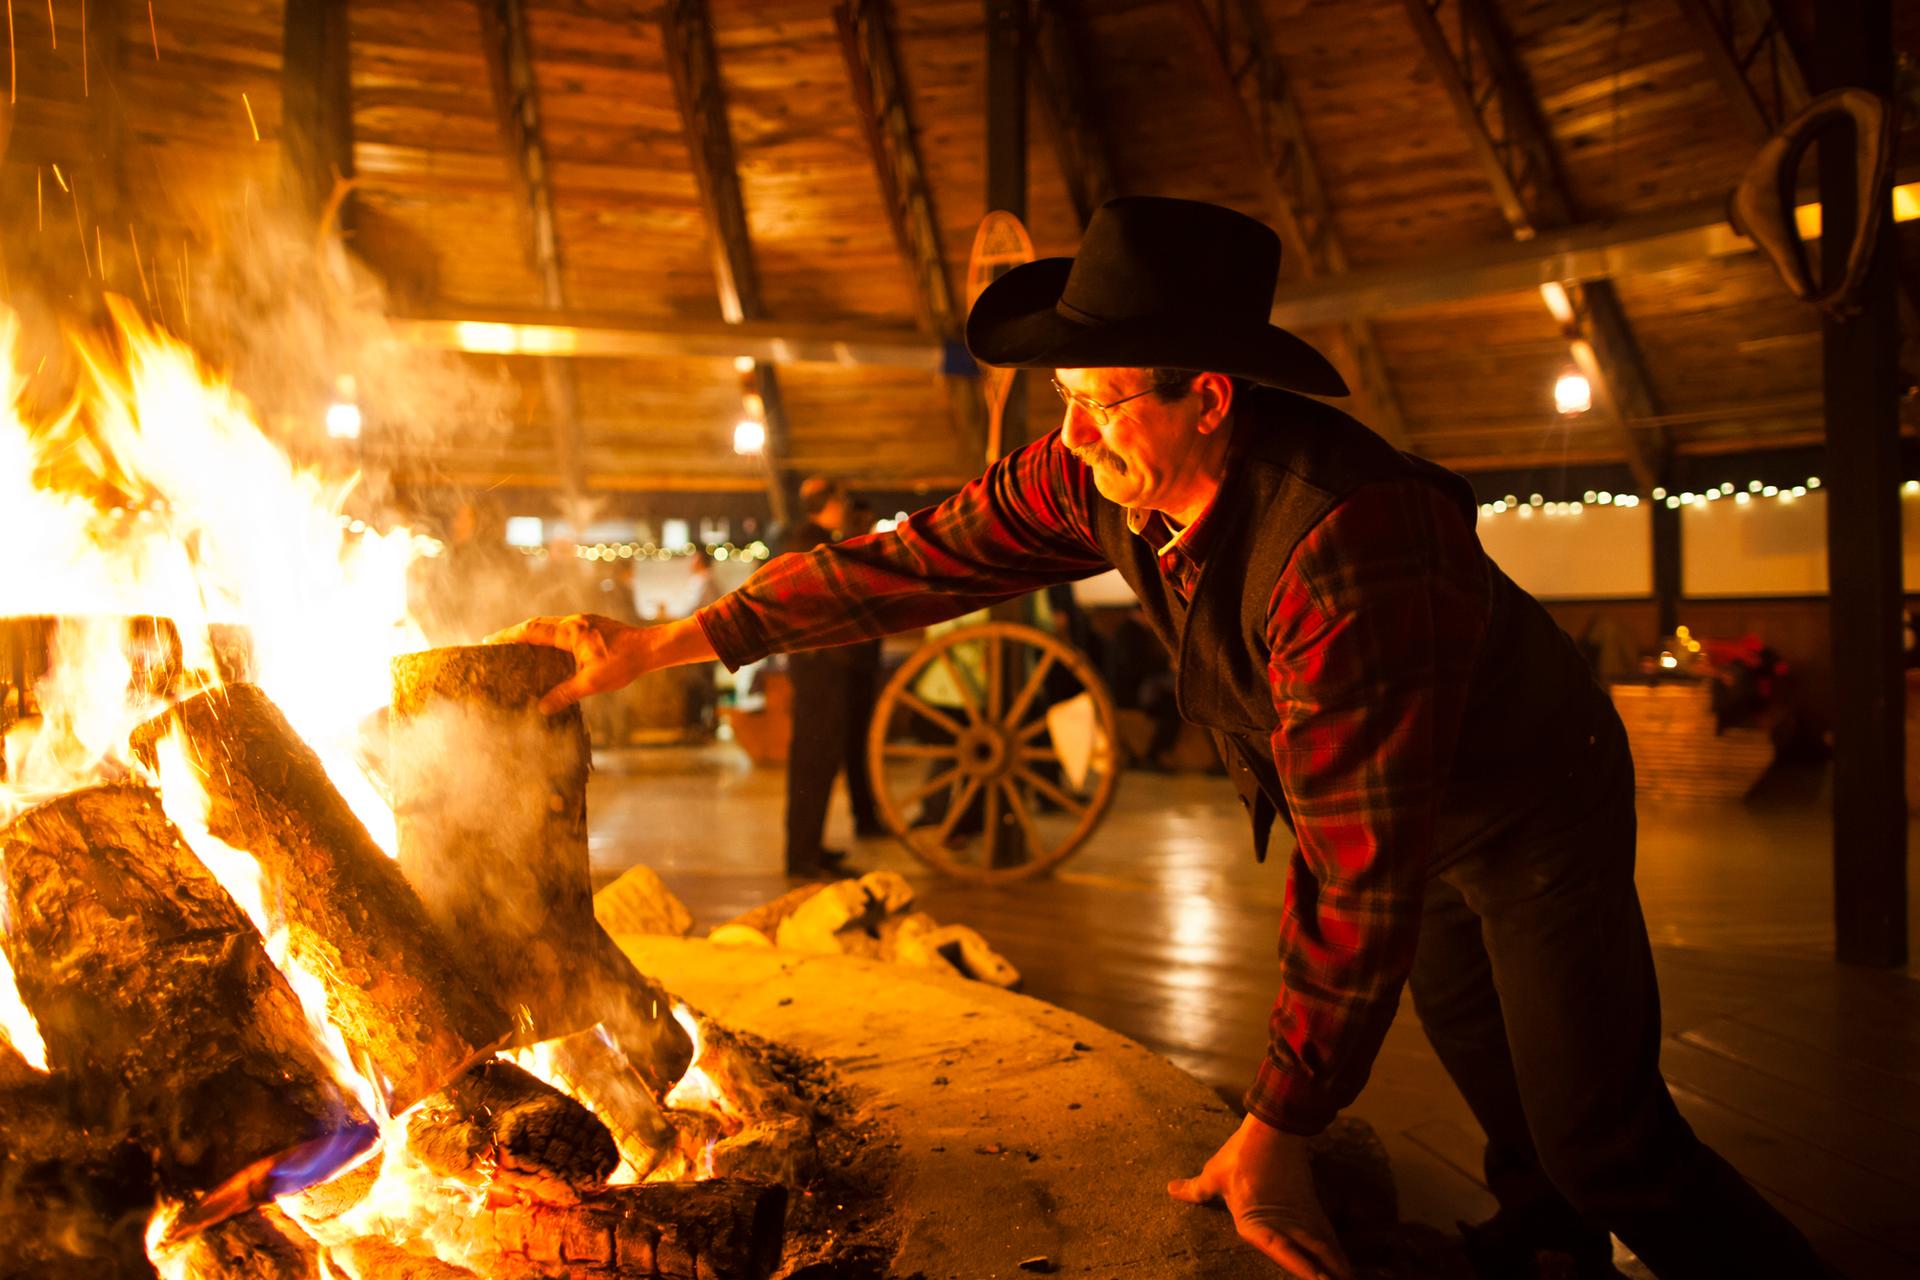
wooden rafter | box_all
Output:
[1672,0,1810,138]
[475,0,590,520]
[835,0,986,464]
[1028,0,1116,228]
[1183,0,1409,447]
[658,0,794,525]
[1400,0,1667,488]
[281,0,353,225]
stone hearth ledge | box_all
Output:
[613,936,1274,1280]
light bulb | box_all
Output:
[1553,372,1592,415]
[733,419,766,455]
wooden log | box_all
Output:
[594,865,694,939]
[707,883,828,948]
[438,1180,787,1280]
[390,645,692,1093]
[0,785,374,1225]
[405,1059,618,1203]
[529,1027,679,1176]
[0,1078,159,1280]
[154,1206,323,1280]
[325,1237,479,1280]
[133,684,512,1113]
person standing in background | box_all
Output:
[778,478,858,875]
[840,499,886,840]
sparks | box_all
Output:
[7,1,15,105]
[147,0,156,58]
[129,222,152,306]
[78,0,85,96]
[94,225,104,282]
[35,166,41,231]
[70,187,88,278]
[50,161,67,192]
[242,90,258,142]
[44,0,51,48]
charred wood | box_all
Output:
[533,1028,678,1177]
[0,785,371,1224]
[133,684,511,1112]
[154,1205,323,1280]
[0,1078,158,1280]
[390,645,692,1092]
[406,1059,617,1203]
[325,1237,479,1280]
[443,1180,786,1280]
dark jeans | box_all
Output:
[1408,702,1826,1278]
[785,653,851,872]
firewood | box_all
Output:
[434,1179,787,1280]
[325,1238,479,1280]
[0,1078,158,1280]
[532,1027,678,1176]
[153,1206,323,1280]
[594,864,694,939]
[405,1059,618,1204]
[875,912,965,980]
[707,883,828,947]
[0,785,373,1226]
[390,645,692,1093]
[133,684,511,1113]
[921,924,1021,990]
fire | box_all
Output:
[0,941,48,1070]
[663,1003,742,1124]
[0,298,431,826]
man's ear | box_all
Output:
[1193,372,1235,435]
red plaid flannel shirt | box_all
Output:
[698,429,1490,1134]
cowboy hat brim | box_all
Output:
[965,257,1350,397]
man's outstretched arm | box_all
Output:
[493,432,1110,710]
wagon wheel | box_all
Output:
[866,621,1120,883]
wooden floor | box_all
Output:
[587,747,1920,1279]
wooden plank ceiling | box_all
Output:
[0,0,1912,499]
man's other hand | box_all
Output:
[1167,1113,1353,1280]
[485,614,716,714]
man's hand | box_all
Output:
[485,614,717,714]
[1168,1113,1352,1280]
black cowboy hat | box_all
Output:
[965,196,1348,397]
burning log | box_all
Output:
[133,683,513,1113]
[389,645,693,1093]
[154,1206,323,1280]
[325,1238,479,1280]
[0,1078,158,1280]
[441,1180,787,1280]
[530,1027,679,1177]
[0,785,373,1225]
[406,1059,618,1203]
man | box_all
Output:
[772,477,866,875]
[495,198,1825,1280]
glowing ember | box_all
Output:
[663,1003,741,1124]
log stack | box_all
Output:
[0,784,374,1230]
[132,683,513,1115]
[389,645,693,1092]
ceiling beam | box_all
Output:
[1183,0,1410,447]
[475,0,591,522]
[658,0,794,525]
[1400,0,1667,489]
[395,307,955,369]
[835,0,987,464]
[281,0,354,226]
[1028,0,1117,227]
[1671,0,1810,138]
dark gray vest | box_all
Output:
[1090,388,1604,864]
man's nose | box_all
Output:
[1060,406,1098,450]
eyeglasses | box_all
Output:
[1051,379,1160,426]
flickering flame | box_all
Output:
[0,299,429,826]
[0,942,48,1071]
[663,1003,740,1123]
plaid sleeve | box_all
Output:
[696,431,1110,670]
[1245,479,1491,1135]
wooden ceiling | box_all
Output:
[0,0,1914,509]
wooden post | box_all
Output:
[1651,484,1682,640]
[1818,0,1907,968]
[984,0,1027,460]
[281,0,355,227]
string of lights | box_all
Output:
[1471,475,1878,521]
[513,540,774,563]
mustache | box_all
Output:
[1073,445,1128,473]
